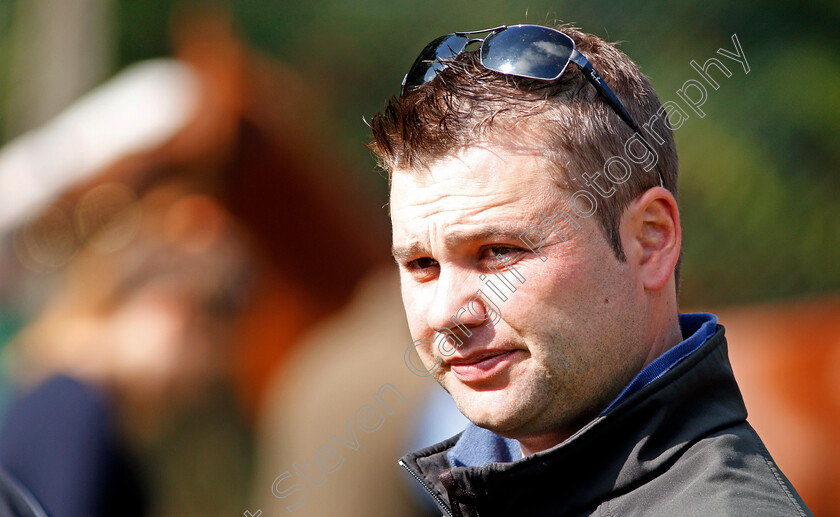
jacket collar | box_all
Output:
[399,325,747,516]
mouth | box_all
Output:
[447,350,523,383]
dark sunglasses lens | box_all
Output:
[403,34,469,89]
[481,26,574,80]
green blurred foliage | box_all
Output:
[3,0,839,306]
[0,1,15,121]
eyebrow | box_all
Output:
[391,225,528,263]
[391,242,426,264]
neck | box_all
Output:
[642,300,684,369]
[517,310,684,457]
[515,407,603,456]
[518,432,570,457]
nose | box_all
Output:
[425,267,489,354]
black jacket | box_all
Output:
[399,325,813,516]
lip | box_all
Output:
[447,350,522,383]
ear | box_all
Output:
[620,187,681,292]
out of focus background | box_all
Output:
[0,1,837,516]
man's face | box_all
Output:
[390,143,651,442]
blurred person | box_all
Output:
[369,24,812,516]
[0,467,48,516]
[251,268,434,517]
[0,181,254,517]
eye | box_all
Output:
[480,245,524,269]
[409,257,438,269]
[486,245,516,257]
[403,256,440,281]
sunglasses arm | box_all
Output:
[570,51,640,133]
[571,50,665,188]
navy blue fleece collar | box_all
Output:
[448,312,719,468]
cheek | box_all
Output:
[399,277,428,335]
[509,248,589,308]
[503,241,629,333]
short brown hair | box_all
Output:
[369,25,679,265]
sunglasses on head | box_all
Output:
[401,24,664,188]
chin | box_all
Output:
[447,381,532,435]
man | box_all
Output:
[369,24,812,516]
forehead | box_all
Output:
[389,144,563,249]
[392,144,555,205]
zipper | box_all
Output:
[399,459,453,517]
